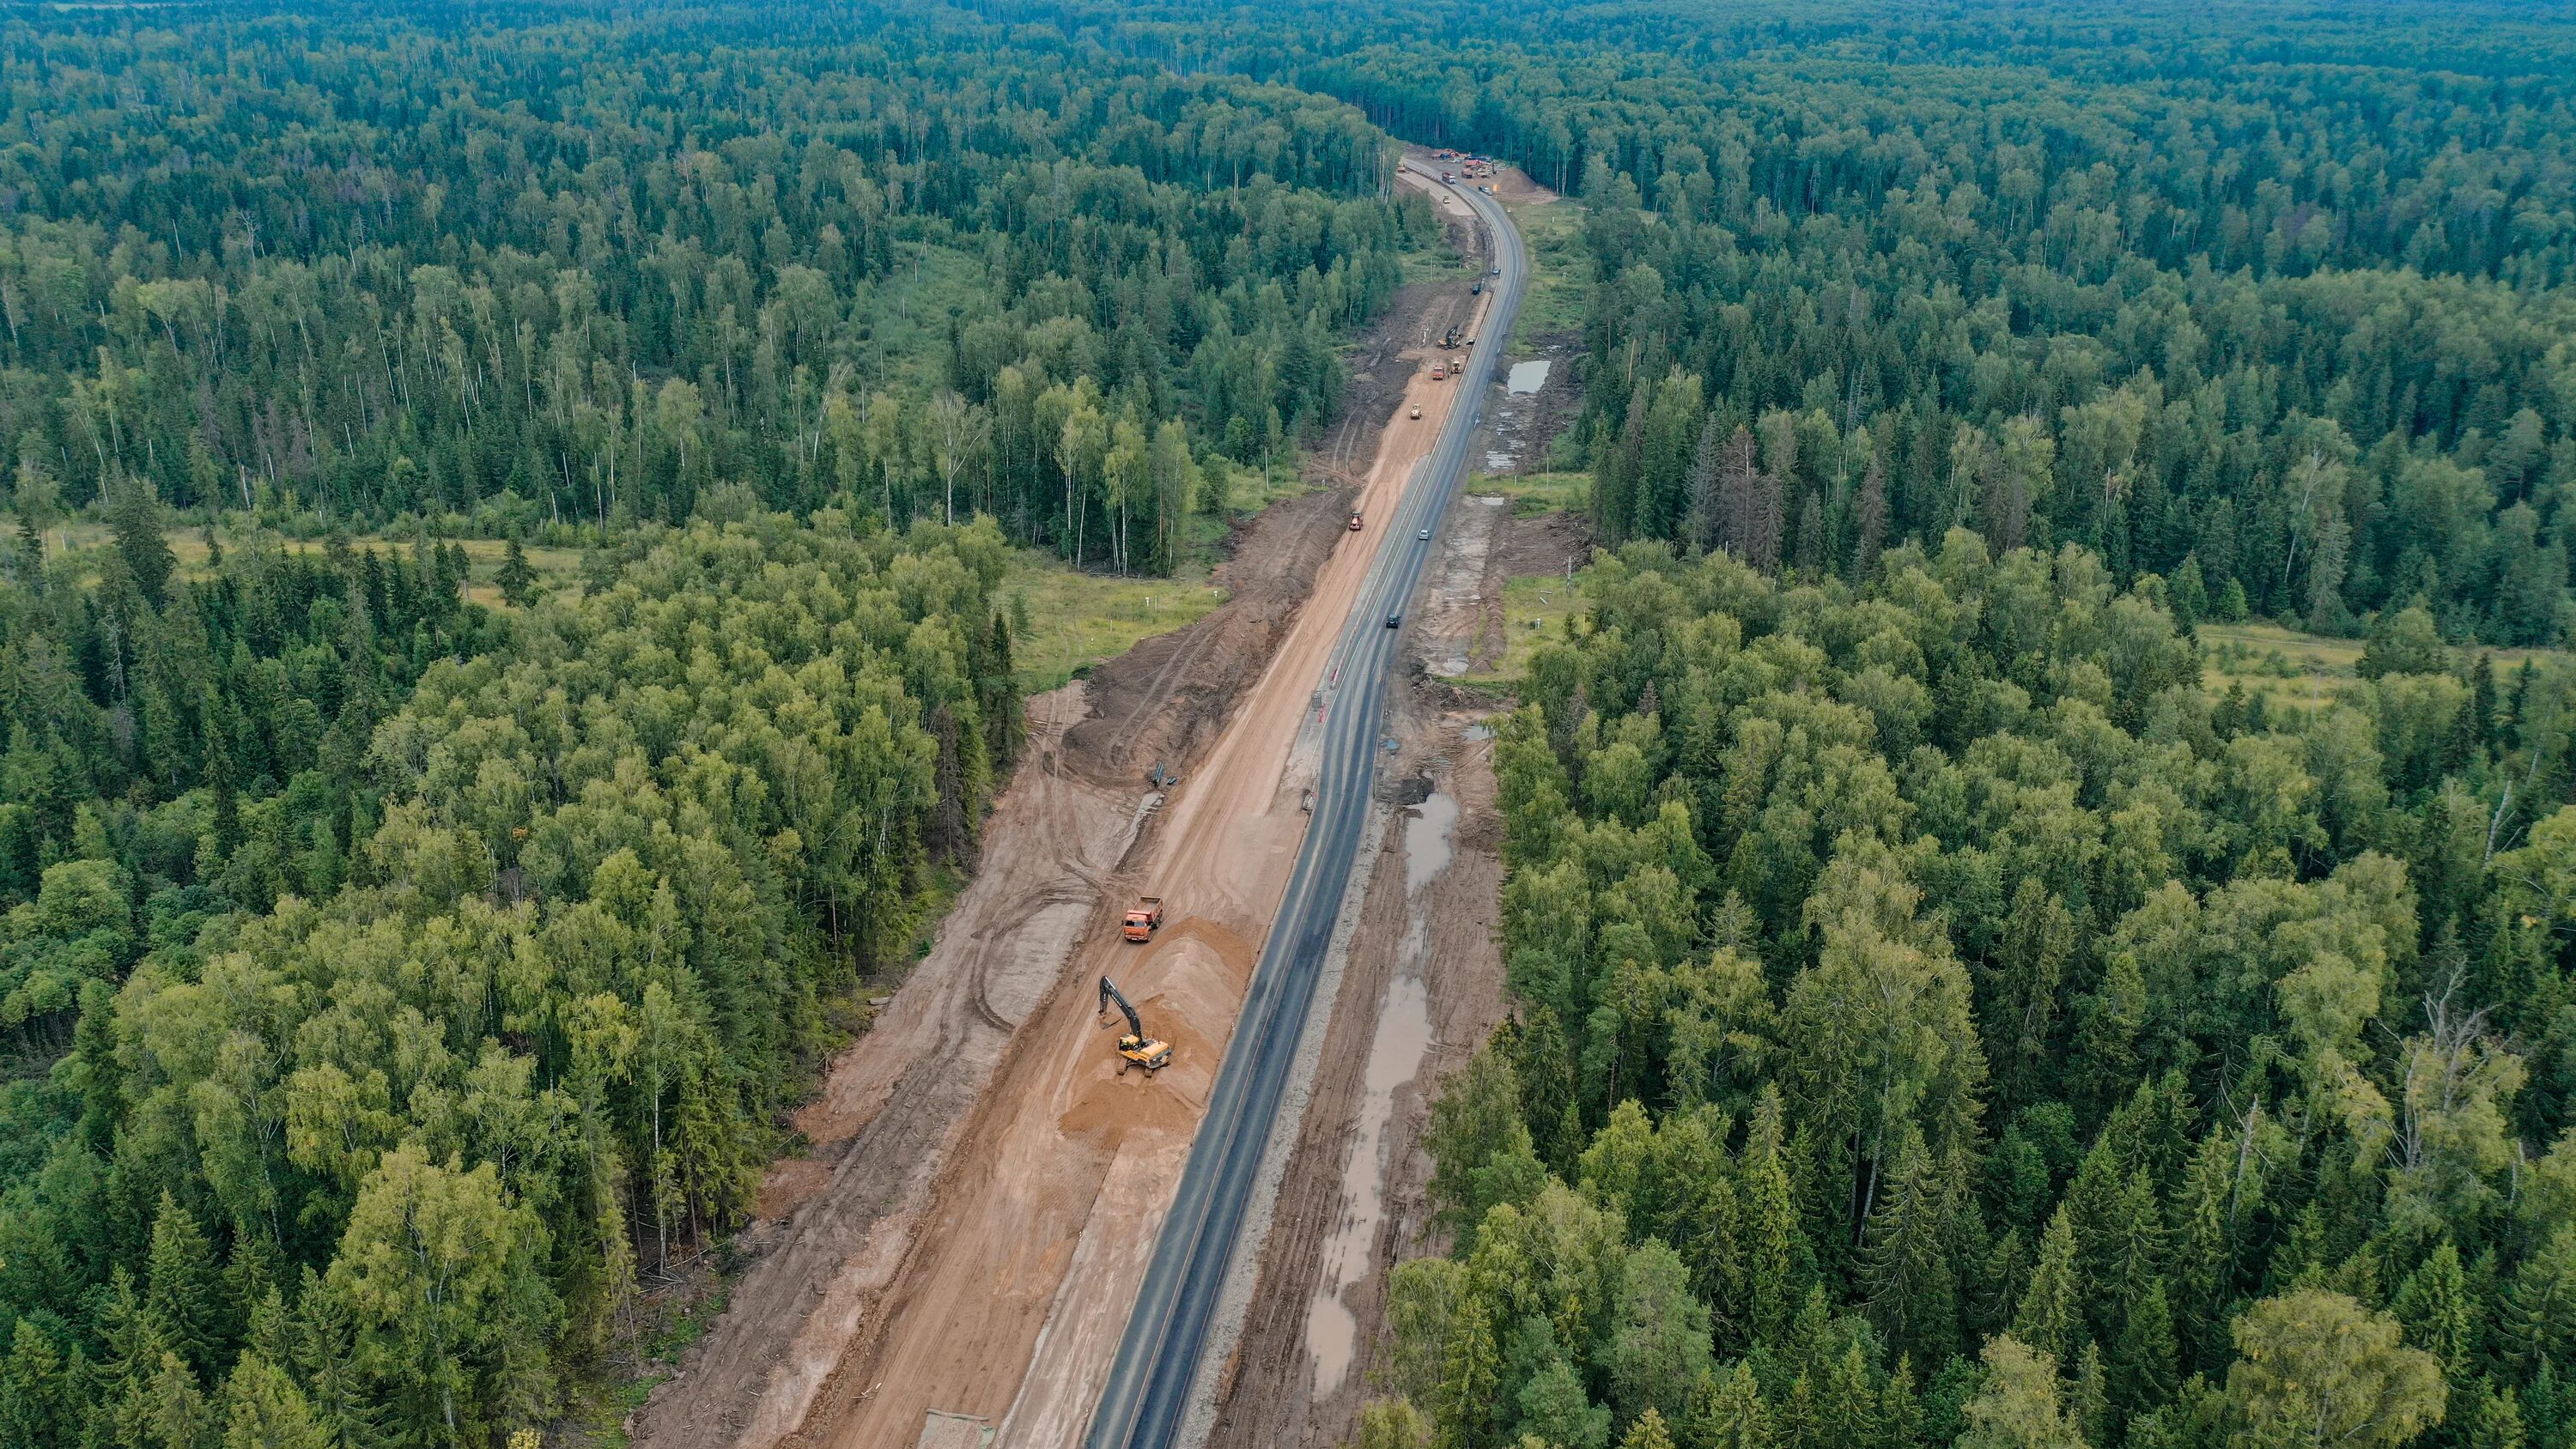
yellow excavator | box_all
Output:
[1097,976,1173,1076]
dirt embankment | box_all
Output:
[1061,487,1346,793]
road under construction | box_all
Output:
[1083,161,1528,1449]
[624,158,1528,1449]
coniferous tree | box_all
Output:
[1686,1364,1774,1449]
[2014,1207,2083,1367]
[0,1320,71,1449]
[220,1354,333,1449]
[495,540,536,608]
[1439,1293,1504,1449]
[143,1194,226,1378]
[107,476,176,609]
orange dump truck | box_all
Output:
[1122,896,1164,942]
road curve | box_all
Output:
[1084,161,1528,1449]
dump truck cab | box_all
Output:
[1122,896,1164,941]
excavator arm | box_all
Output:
[1098,976,1144,1039]
[1097,976,1171,1075]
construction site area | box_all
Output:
[627,158,1583,1449]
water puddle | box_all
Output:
[1305,975,1431,1396]
[1306,1292,1359,1397]
[1405,791,1458,895]
[1507,359,1552,394]
[1461,723,1492,741]
[1303,793,1455,1397]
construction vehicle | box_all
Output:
[1349,510,1364,530]
[1122,896,1164,941]
[1097,977,1172,1075]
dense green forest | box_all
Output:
[10,0,2576,1446]
[1385,532,2576,1449]
[1067,0,2576,645]
[0,0,1448,1440]
[0,493,1022,1444]
[0,0,1429,571]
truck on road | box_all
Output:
[1122,897,1164,942]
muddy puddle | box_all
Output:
[1506,360,1552,394]
[1405,792,1458,894]
[1303,792,1457,1397]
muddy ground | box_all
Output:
[1200,477,1597,1449]
[1060,485,1350,793]
[1474,325,1584,478]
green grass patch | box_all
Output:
[1505,198,1589,343]
[1461,573,1587,687]
[1404,231,1483,286]
[2198,622,2365,698]
[1219,456,1316,522]
[52,524,587,607]
[864,239,993,393]
[1470,470,1589,518]
[2200,619,2570,707]
[1004,549,1229,694]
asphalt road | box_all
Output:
[1084,162,1528,1449]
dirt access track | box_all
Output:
[629,169,1500,1449]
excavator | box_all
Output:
[1097,977,1173,1076]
